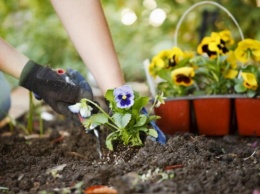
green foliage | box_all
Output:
[102,87,156,150]
[112,112,132,129]
[1,0,259,85]
[194,56,234,95]
[77,86,164,151]
[85,113,108,126]
[26,91,43,135]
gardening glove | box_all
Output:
[19,60,94,118]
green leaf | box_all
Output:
[106,131,119,150]
[196,67,210,75]
[148,129,158,138]
[112,113,131,129]
[82,119,93,129]
[234,83,247,93]
[242,65,258,73]
[104,89,114,103]
[218,55,228,63]
[211,71,219,82]
[247,89,257,98]
[121,128,130,145]
[134,114,147,127]
[138,127,148,133]
[137,126,158,139]
[129,132,143,146]
[193,90,207,96]
[132,96,149,112]
[176,58,190,67]
[148,115,160,122]
[89,113,108,124]
[158,69,172,83]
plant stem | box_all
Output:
[84,99,120,131]
[148,96,158,115]
[85,99,110,116]
[105,122,120,131]
[27,91,34,134]
[8,117,14,133]
[39,104,43,135]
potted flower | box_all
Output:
[190,30,237,136]
[233,39,260,136]
[147,47,195,134]
[146,27,260,136]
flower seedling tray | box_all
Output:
[154,95,260,136]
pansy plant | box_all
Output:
[191,30,238,95]
[69,85,166,150]
[149,30,260,97]
[149,46,196,97]
[234,38,260,97]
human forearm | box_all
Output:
[50,0,125,93]
[0,38,29,79]
[0,38,95,118]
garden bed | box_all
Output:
[0,102,260,194]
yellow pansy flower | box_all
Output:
[224,69,238,79]
[157,49,171,60]
[171,67,195,86]
[197,36,228,58]
[207,37,222,53]
[227,51,238,69]
[197,37,213,55]
[149,47,185,77]
[167,47,184,68]
[183,50,195,59]
[211,30,234,46]
[241,72,258,90]
[149,56,165,77]
[234,39,260,63]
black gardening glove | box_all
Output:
[19,60,94,118]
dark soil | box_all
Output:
[1,104,260,194]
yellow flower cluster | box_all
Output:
[149,47,195,87]
[149,30,260,97]
[235,39,260,91]
[197,30,233,58]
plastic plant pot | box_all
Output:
[154,98,190,135]
[235,98,260,136]
[193,96,231,136]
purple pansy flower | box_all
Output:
[113,85,134,108]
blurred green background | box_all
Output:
[1,0,259,88]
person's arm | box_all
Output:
[0,38,29,79]
[0,37,93,118]
[50,0,125,93]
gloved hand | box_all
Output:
[19,60,93,118]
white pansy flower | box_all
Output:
[68,98,93,118]
[155,92,167,107]
[68,103,81,113]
